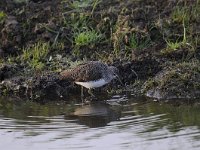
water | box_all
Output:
[0,96,200,150]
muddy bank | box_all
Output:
[143,59,200,100]
[0,59,161,100]
[0,0,199,101]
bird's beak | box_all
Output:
[116,75,125,87]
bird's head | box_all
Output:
[108,66,125,87]
[108,66,119,78]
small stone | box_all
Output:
[5,16,18,27]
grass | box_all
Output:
[171,2,200,24]
[69,0,93,9]
[111,15,130,57]
[159,1,199,56]
[165,40,182,51]
[124,33,151,60]
[0,0,200,100]
[59,0,99,57]
[129,33,150,49]
[74,29,103,47]
[162,17,195,55]
[161,38,194,56]
[111,13,151,60]
[52,41,65,51]
[73,29,104,56]
[65,0,100,15]
[21,42,50,71]
[171,6,190,24]
[0,11,6,24]
[61,0,105,57]
[129,34,138,49]
[191,2,200,21]
[61,0,97,29]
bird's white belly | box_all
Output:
[75,79,108,89]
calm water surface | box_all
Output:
[0,95,200,150]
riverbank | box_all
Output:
[0,0,199,101]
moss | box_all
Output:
[144,59,200,99]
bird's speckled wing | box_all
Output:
[60,61,107,82]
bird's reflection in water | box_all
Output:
[66,102,121,128]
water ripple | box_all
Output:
[0,97,200,150]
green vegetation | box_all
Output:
[111,15,130,57]
[21,42,50,71]
[191,2,200,21]
[165,40,182,51]
[61,0,105,57]
[74,30,103,46]
[143,59,200,99]
[68,0,94,9]
[52,41,65,51]
[0,11,6,24]
[161,16,195,55]
[73,29,104,54]
[65,0,100,15]
[128,33,151,57]
[1,0,199,61]
[0,0,200,100]
[171,7,190,24]
[129,34,141,49]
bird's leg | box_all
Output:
[81,86,84,98]
[88,88,95,97]
[81,86,85,104]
